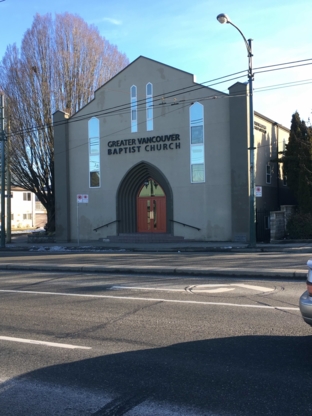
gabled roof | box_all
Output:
[97,55,195,88]
[68,56,227,119]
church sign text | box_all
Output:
[107,134,181,155]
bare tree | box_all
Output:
[0,13,129,231]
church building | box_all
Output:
[53,56,292,243]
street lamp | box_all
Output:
[216,13,256,247]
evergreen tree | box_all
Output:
[283,112,312,213]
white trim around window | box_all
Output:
[88,117,100,188]
[190,102,205,183]
[146,82,153,131]
[131,85,138,133]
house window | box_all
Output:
[131,85,137,133]
[88,117,100,188]
[190,102,205,183]
[23,213,32,220]
[146,83,153,131]
[266,165,271,184]
[23,192,31,201]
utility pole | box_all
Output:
[0,93,6,248]
[6,117,11,243]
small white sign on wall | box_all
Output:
[255,186,262,197]
[76,194,88,245]
[77,194,89,203]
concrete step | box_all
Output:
[105,233,185,243]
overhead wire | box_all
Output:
[5,58,312,140]
[6,73,248,137]
[47,58,312,127]
[254,58,312,71]
[254,62,312,75]
[56,90,253,155]
[254,79,312,93]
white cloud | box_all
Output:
[100,17,122,26]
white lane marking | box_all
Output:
[190,283,275,293]
[231,283,275,292]
[112,283,273,294]
[193,288,235,293]
[111,285,183,292]
[0,336,91,350]
[0,289,299,311]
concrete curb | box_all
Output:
[0,264,306,280]
[2,244,312,254]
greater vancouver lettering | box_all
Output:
[107,134,181,155]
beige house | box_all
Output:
[53,56,293,243]
[0,187,47,230]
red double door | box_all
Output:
[137,196,166,233]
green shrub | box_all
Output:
[286,212,312,239]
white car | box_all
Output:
[299,260,312,326]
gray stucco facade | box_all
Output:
[53,56,291,243]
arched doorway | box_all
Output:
[137,179,166,233]
[116,162,173,234]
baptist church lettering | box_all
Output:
[107,134,181,155]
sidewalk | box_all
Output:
[4,233,312,253]
[0,234,311,280]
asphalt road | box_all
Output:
[0,270,311,415]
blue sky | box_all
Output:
[0,0,311,128]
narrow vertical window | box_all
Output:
[88,117,100,188]
[283,167,287,186]
[146,82,153,131]
[190,102,205,183]
[264,215,270,230]
[266,164,271,184]
[131,85,137,133]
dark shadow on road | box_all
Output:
[1,334,312,415]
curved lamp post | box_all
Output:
[217,13,256,247]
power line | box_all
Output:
[7,73,247,137]
[255,62,312,75]
[7,87,295,158]
[63,91,255,154]
[58,88,292,157]
[254,79,312,93]
[7,58,311,136]
[254,58,312,71]
[5,58,312,139]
